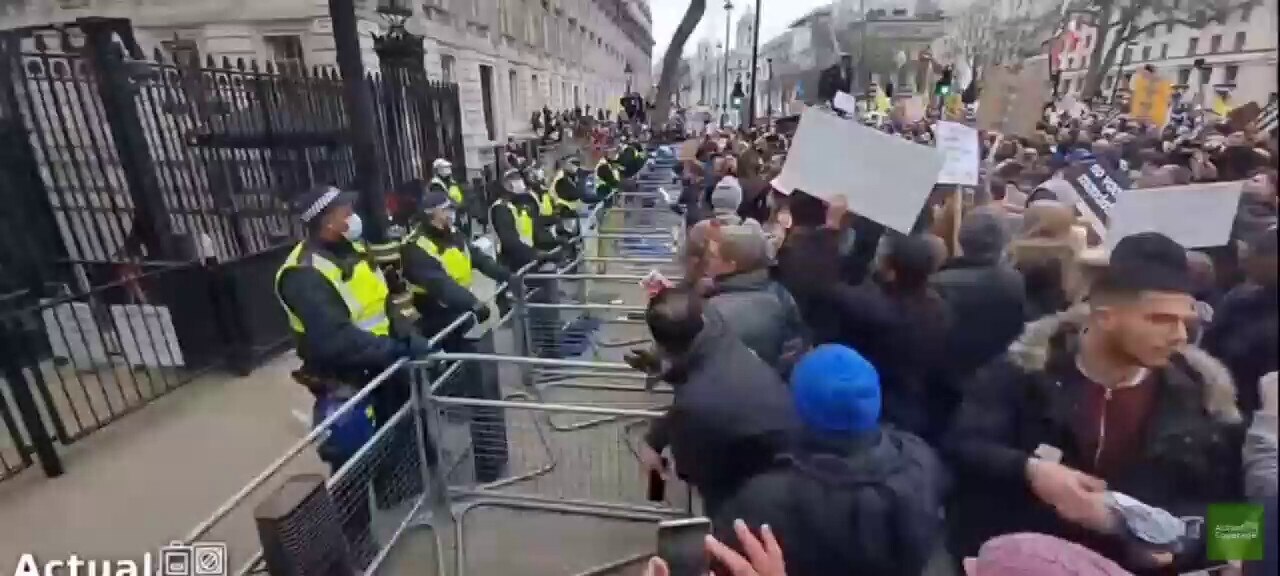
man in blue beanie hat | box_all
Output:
[711,344,949,576]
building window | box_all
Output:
[1234,31,1246,51]
[1123,46,1133,62]
[509,69,519,115]
[1084,35,1092,49]
[479,64,496,141]
[1146,26,1156,39]
[1198,66,1212,86]
[1177,68,1191,85]
[1104,75,1113,89]
[1187,37,1199,56]
[1159,43,1168,59]
[1225,65,1239,84]
[1067,56,1074,68]
[1142,45,1151,60]
[1165,21,1174,34]
[1241,4,1253,22]
[1210,34,1222,53]
[264,35,305,74]
[440,54,456,84]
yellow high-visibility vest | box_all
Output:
[431,176,465,205]
[406,229,474,292]
[547,170,583,212]
[489,199,535,251]
[275,241,390,336]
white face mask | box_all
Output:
[343,213,363,242]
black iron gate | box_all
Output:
[0,18,467,481]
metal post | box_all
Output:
[857,0,868,91]
[766,57,774,118]
[722,0,733,127]
[747,0,762,126]
[328,0,389,244]
[79,18,177,260]
[0,321,62,477]
[509,272,534,390]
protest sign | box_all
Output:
[774,108,942,234]
[1129,70,1173,126]
[834,91,858,116]
[1063,159,1132,241]
[1105,181,1244,250]
[935,121,979,186]
[976,59,1051,138]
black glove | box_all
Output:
[471,302,492,324]
[403,335,434,358]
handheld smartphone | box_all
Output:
[657,517,712,576]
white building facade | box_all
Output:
[1055,0,1278,107]
[2,0,654,171]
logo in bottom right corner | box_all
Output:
[1207,503,1265,562]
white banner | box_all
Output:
[775,109,942,234]
[1105,181,1244,250]
[934,121,980,186]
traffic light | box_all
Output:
[936,65,953,96]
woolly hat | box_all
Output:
[967,533,1132,576]
[789,344,881,435]
[710,176,744,214]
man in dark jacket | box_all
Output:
[1203,225,1278,415]
[689,218,807,375]
[712,344,948,576]
[932,207,1027,382]
[944,232,1244,574]
[639,287,800,514]
[773,190,845,343]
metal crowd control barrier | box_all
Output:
[181,142,688,575]
[415,353,692,576]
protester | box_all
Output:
[932,207,1027,381]
[1203,225,1278,414]
[687,218,807,374]
[711,344,948,576]
[773,192,846,342]
[944,232,1244,573]
[827,233,952,440]
[638,286,800,514]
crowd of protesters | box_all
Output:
[631,100,1278,576]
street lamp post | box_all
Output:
[722,0,734,127]
[746,0,762,126]
[329,0,390,243]
[766,57,774,117]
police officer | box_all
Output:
[594,147,623,200]
[490,168,556,271]
[619,137,647,179]
[274,185,432,564]
[430,158,468,234]
[401,189,511,339]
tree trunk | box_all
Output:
[1082,5,1118,98]
[653,0,707,127]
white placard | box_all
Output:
[774,108,943,234]
[1105,181,1244,250]
[833,91,858,116]
[110,304,185,368]
[901,96,926,122]
[935,121,980,186]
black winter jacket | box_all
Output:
[1202,283,1278,415]
[931,255,1027,382]
[944,305,1245,573]
[644,313,800,511]
[401,224,510,314]
[713,430,949,576]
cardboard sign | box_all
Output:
[1063,159,1132,241]
[1129,70,1173,126]
[976,59,1051,138]
[774,108,942,234]
[1105,181,1245,250]
[935,121,980,186]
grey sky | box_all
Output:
[649,0,833,59]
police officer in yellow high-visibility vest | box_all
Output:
[490,168,557,271]
[594,148,623,199]
[274,185,434,555]
[401,189,511,339]
[430,158,469,234]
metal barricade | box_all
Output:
[415,353,691,576]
